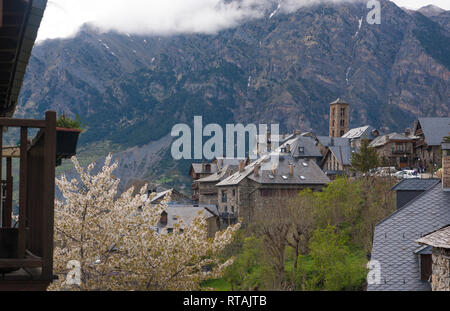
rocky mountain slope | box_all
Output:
[16,0,450,189]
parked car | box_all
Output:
[395,170,419,179]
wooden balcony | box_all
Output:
[0,111,56,290]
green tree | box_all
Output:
[351,139,379,175]
[299,226,367,291]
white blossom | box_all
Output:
[49,154,240,291]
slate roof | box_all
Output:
[369,133,414,148]
[289,136,322,158]
[342,125,378,140]
[329,145,356,166]
[247,157,330,185]
[156,205,217,230]
[190,163,218,174]
[368,182,450,291]
[391,179,440,191]
[197,165,237,183]
[417,225,450,249]
[418,118,450,146]
[316,136,350,148]
[216,137,330,187]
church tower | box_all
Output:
[329,98,349,137]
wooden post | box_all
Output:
[18,127,28,258]
[5,156,11,228]
[0,0,3,28]
[42,111,56,279]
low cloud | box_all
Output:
[37,0,448,41]
[38,0,363,41]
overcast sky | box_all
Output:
[36,0,449,41]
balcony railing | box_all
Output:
[0,112,56,290]
[391,149,412,155]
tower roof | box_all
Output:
[330,98,349,105]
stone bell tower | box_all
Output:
[329,98,349,137]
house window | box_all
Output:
[298,146,305,154]
[332,108,335,116]
[332,120,335,126]
[340,108,345,117]
[340,119,345,126]
[232,189,236,196]
[224,206,228,213]
[221,190,227,203]
[332,130,335,136]
[231,206,235,214]
[205,164,211,173]
[340,130,345,136]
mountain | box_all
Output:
[16,0,450,190]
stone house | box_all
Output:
[215,144,330,228]
[189,162,218,202]
[196,164,239,205]
[413,118,450,170]
[342,125,379,148]
[155,204,219,238]
[369,132,415,169]
[417,225,450,291]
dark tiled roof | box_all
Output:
[368,183,450,291]
[370,132,414,148]
[391,179,440,191]
[190,163,218,174]
[247,157,330,185]
[418,118,450,146]
[316,136,350,148]
[197,165,237,183]
[329,145,356,166]
[289,136,322,158]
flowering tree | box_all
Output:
[49,154,240,291]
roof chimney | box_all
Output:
[286,144,291,153]
[254,164,260,177]
[238,160,245,173]
[442,142,450,191]
[404,128,411,137]
[289,163,294,176]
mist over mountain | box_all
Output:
[16,0,449,188]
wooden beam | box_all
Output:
[41,111,56,279]
[0,118,46,128]
[0,0,3,28]
[0,258,43,268]
[5,156,11,227]
[18,126,27,258]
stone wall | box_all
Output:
[431,247,450,291]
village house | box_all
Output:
[369,132,415,169]
[320,145,356,179]
[189,162,218,202]
[342,125,380,148]
[215,135,330,228]
[196,164,239,205]
[368,142,450,291]
[155,205,220,238]
[413,117,450,170]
